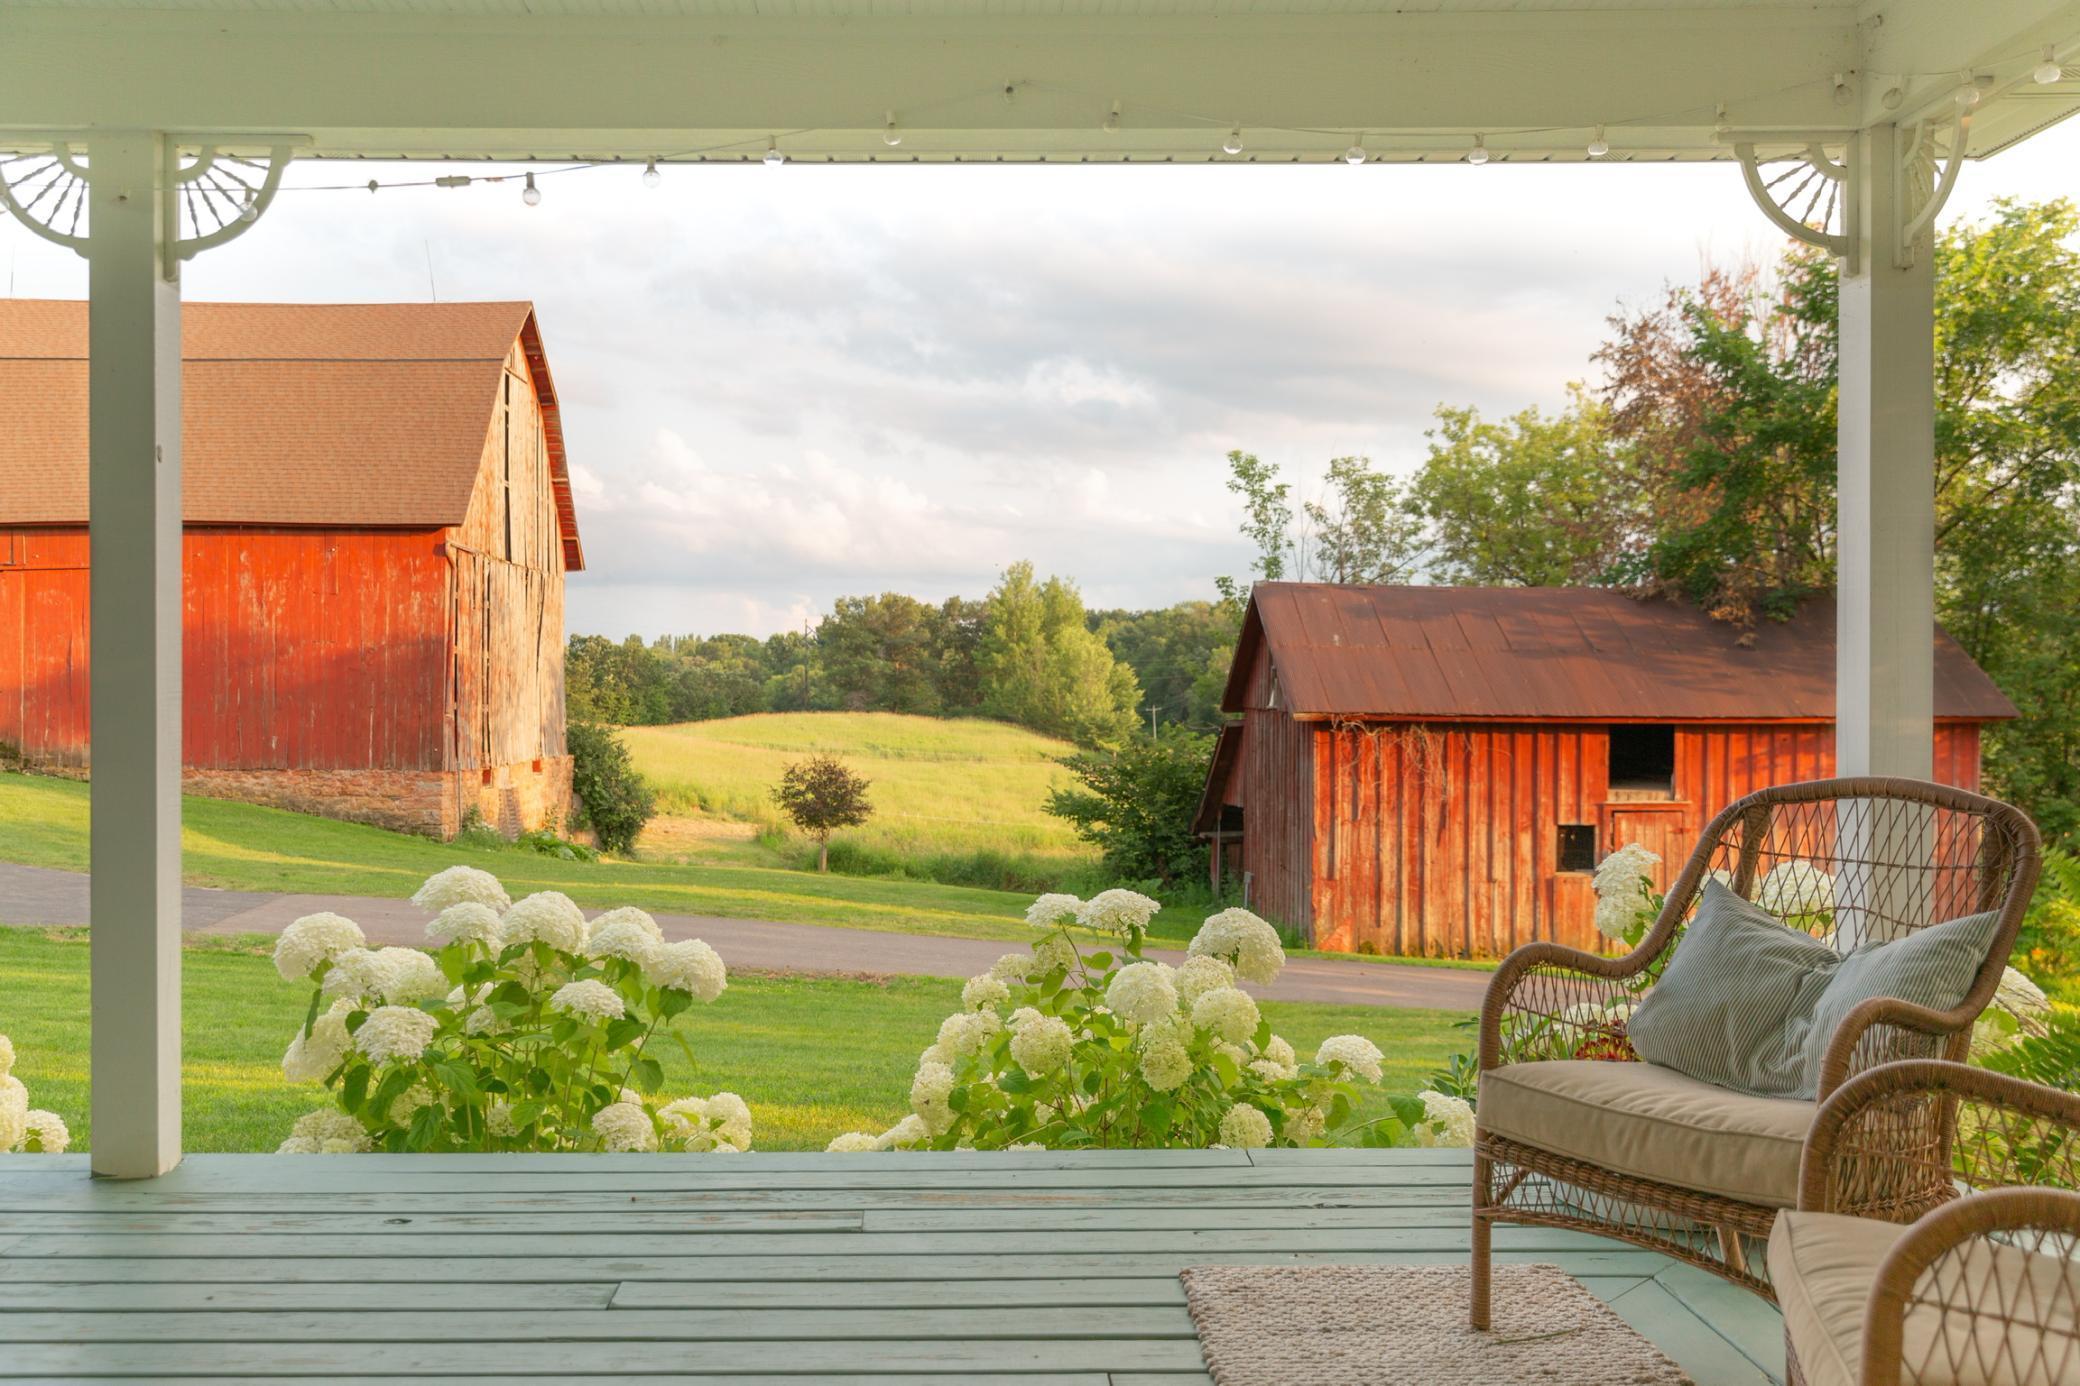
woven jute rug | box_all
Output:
[1179,1264,1695,1386]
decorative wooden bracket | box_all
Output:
[0,135,300,280]
[1731,114,1966,276]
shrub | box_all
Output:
[2015,848,2080,1002]
[0,1031,70,1154]
[1044,726,1213,885]
[771,754,874,872]
[272,865,745,1153]
[568,720,657,855]
[825,890,1472,1151]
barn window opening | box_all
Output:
[1557,824,1596,873]
[1607,725,1675,798]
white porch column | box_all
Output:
[1836,120,1936,782]
[88,133,184,1178]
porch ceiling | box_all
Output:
[0,0,2074,164]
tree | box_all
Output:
[1045,726,1216,886]
[976,561,1141,746]
[1411,386,1639,586]
[566,720,656,855]
[1092,600,1243,731]
[1218,451,1424,599]
[818,593,944,715]
[771,754,874,872]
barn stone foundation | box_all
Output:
[180,757,575,841]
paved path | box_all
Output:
[0,860,1489,1010]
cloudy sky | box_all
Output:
[6,126,2076,639]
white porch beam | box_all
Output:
[87,133,184,1180]
[1835,120,1935,783]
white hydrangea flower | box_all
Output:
[412,865,511,914]
[0,1074,28,1151]
[388,1082,438,1126]
[1030,932,1079,974]
[875,1113,930,1150]
[501,891,589,953]
[1756,861,1835,919]
[485,1100,519,1138]
[1009,1014,1073,1076]
[1008,1006,1043,1028]
[933,1009,1002,1061]
[1077,889,1161,938]
[1260,1035,1297,1073]
[589,906,664,941]
[911,1061,957,1135]
[549,978,626,1022]
[1105,961,1180,1025]
[317,1138,358,1154]
[1218,1102,1274,1150]
[425,902,505,951]
[706,1092,753,1152]
[645,938,727,1001]
[1591,843,1662,940]
[1315,1034,1385,1085]
[1025,893,1083,928]
[1191,986,1261,1045]
[1006,1140,1048,1152]
[587,919,662,968]
[352,1005,437,1064]
[18,1109,69,1154]
[282,998,357,1083]
[827,1131,878,1152]
[1292,1104,1328,1143]
[1413,1089,1476,1148]
[962,974,1011,1012]
[276,1135,319,1154]
[1176,954,1237,1008]
[1188,908,1286,985]
[321,946,443,1005]
[593,1101,659,1153]
[288,1109,369,1153]
[273,912,368,982]
[989,953,1035,983]
[1138,1033,1193,1092]
[0,1032,14,1079]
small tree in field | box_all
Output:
[772,755,874,872]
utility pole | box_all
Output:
[1145,704,1158,737]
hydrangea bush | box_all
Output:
[274,866,748,1154]
[0,1031,70,1154]
[827,890,1470,1151]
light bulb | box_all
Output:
[884,112,903,147]
[1222,128,1244,156]
[764,139,785,167]
[1586,125,1609,158]
[1466,135,1489,166]
[521,172,540,206]
[642,159,661,188]
[1954,82,1982,109]
[1343,142,1367,166]
[2036,48,2063,85]
[239,192,258,223]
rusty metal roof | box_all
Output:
[1223,583,2016,723]
[0,299,583,571]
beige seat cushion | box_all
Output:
[1769,1210,2080,1386]
[1478,1059,1812,1208]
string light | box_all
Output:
[2036,47,2064,85]
[1466,134,1489,165]
[642,158,662,187]
[1586,125,1609,158]
[434,175,471,189]
[883,112,903,147]
[1104,101,1121,135]
[764,138,785,166]
[1222,127,1244,156]
[239,191,258,223]
[367,179,379,195]
[521,172,541,205]
[1343,141,1367,165]
[1954,79,1983,109]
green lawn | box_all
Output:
[0,928,1470,1152]
[622,712,1096,890]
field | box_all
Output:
[622,712,1097,891]
[0,928,1469,1152]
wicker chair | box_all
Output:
[1470,778,2041,1325]
[1774,1060,2080,1386]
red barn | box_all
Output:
[0,300,584,839]
[1194,583,2017,959]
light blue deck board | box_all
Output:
[0,1151,1782,1383]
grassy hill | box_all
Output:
[621,712,1098,891]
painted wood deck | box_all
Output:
[0,1148,1784,1383]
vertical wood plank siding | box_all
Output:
[1287,720,1983,958]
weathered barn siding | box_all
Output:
[0,530,90,767]
[1304,720,1985,957]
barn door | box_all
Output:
[1601,806,1689,890]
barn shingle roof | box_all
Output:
[1224,583,2015,723]
[0,300,583,570]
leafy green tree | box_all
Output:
[771,754,874,872]
[818,593,944,715]
[566,720,656,855]
[1092,600,1243,731]
[1218,451,1423,599]
[977,562,1140,746]
[1045,726,1217,886]
[1412,386,1639,586]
